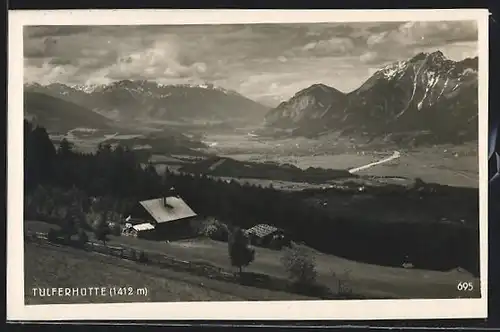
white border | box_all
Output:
[7,9,489,321]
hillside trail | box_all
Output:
[348,151,401,174]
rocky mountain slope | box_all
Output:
[25,80,269,123]
[264,51,478,145]
[265,83,348,131]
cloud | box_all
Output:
[24,37,57,58]
[24,21,478,103]
[298,37,356,56]
[417,41,478,61]
[366,21,477,49]
[103,39,211,82]
[359,51,382,64]
[48,57,76,66]
[24,26,93,38]
[359,21,478,66]
[24,60,80,85]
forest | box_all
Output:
[23,120,480,275]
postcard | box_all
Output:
[7,8,489,321]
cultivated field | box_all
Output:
[220,150,478,189]
[25,220,481,300]
[49,127,479,189]
[348,147,478,188]
[200,132,478,188]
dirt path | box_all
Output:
[349,151,401,173]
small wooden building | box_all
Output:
[123,196,198,241]
[245,224,291,249]
[122,222,156,239]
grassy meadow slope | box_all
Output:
[26,220,480,301]
[25,241,315,304]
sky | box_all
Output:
[24,21,478,106]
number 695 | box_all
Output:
[457,281,474,291]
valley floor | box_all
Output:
[198,131,478,187]
[54,126,479,188]
[218,148,478,189]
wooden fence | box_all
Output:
[24,230,365,300]
[25,231,235,283]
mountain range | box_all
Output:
[264,51,478,145]
[24,51,478,146]
[24,80,269,127]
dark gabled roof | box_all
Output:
[245,224,280,238]
[139,196,197,224]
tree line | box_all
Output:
[24,120,479,275]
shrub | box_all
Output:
[128,248,137,260]
[24,195,37,220]
[137,250,148,263]
[332,269,353,296]
[107,211,123,223]
[413,177,426,190]
[47,228,58,242]
[61,203,83,240]
[29,233,38,242]
[76,229,89,246]
[30,185,50,218]
[200,218,229,241]
[93,217,111,245]
[281,244,317,287]
[108,222,122,236]
[86,210,102,229]
[228,227,255,273]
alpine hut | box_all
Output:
[123,195,198,240]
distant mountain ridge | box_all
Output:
[264,51,478,145]
[24,91,112,133]
[24,80,269,123]
[266,83,347,128]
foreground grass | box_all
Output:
[24,241,313,304]
[114,237,481,299]
[25,220,481,300]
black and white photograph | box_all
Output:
[7,9,488,321]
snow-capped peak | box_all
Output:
[169,82,239,96]
[462,67,477,76]
[379,60,409,80]
[71,84,101,93]
[27,79,239,95]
